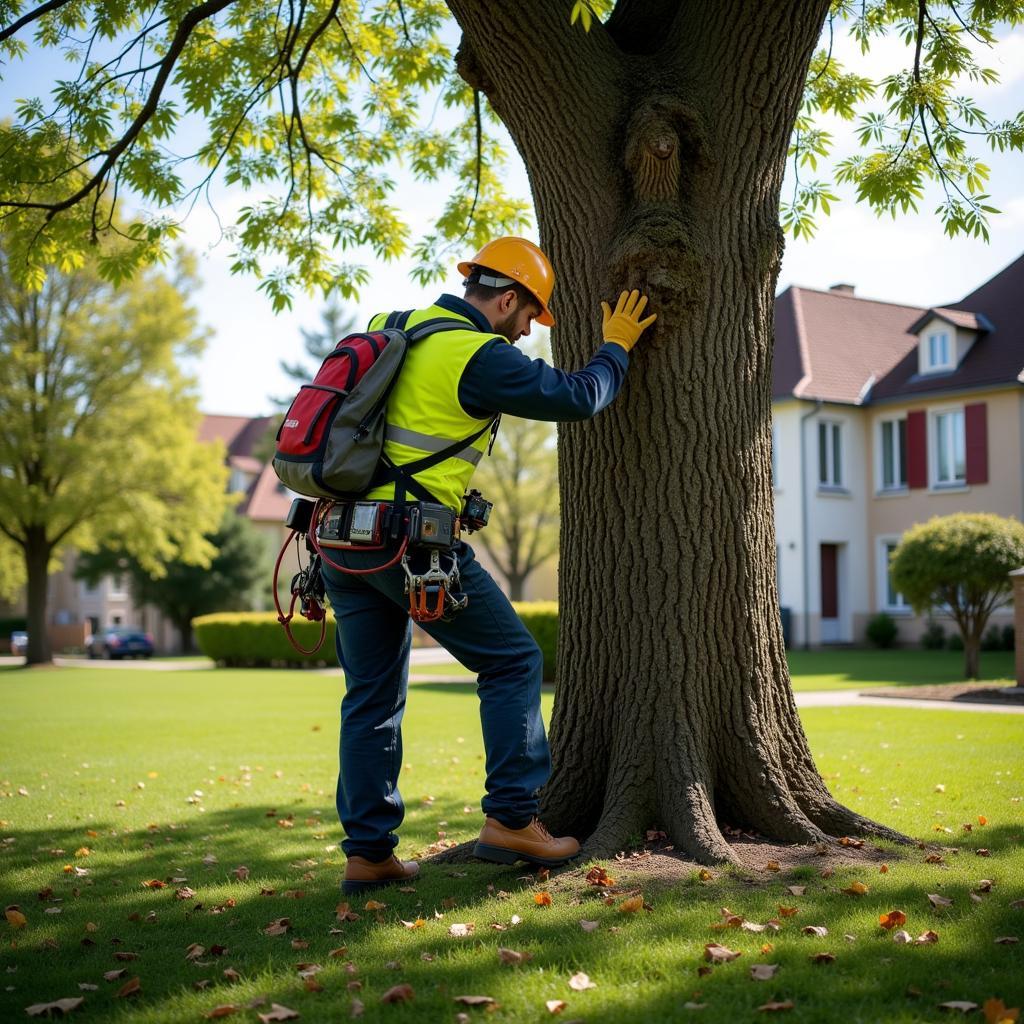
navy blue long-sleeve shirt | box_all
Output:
[432,294,630,422]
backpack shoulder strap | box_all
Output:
[405,317,483,343]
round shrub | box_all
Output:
[946,631,964,651]
[1002,625,1016,651]
[921,620,945,650]
[866,612,898,649]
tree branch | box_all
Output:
[0,0,236,220]
[0,0,76,45]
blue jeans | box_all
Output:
[319,538,549,860]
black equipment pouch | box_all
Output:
[460,489,492,534]
[406,502,458,550]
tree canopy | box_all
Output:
[0,1,1021,307]
[0,236,234,661]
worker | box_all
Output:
[319,236,656,893]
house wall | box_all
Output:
[772,402,807,643]
[866,387,1022,643]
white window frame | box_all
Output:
[926,329,953,371]
[931,405,966,488]
[877,537,911,614]
[817,419,843,489]
[877,415,908,492]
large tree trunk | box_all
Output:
[450,1,908,861]
[964,637,980,680]
[24,528,52,665]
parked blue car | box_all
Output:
[9,631,28,656]
[86,627,154,660]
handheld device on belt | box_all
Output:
[271,491,491,652]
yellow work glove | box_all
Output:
[601,289,657,353]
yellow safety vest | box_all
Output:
[364,304,502,511]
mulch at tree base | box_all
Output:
[869,682,1024,705]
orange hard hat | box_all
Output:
[457,236,555,326]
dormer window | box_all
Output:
[926,331,952,370]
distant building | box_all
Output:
[772,254,1023,646]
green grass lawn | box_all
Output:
[1,666,1021,1023]
[406,648,1017,689]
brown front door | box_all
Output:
[820,543,839,641]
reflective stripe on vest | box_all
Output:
[362,303,502,510]
[384,426,485,467]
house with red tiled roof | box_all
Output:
[772,254,1023,647]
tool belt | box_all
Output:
[316,500,461,551]
[312,499,470,625]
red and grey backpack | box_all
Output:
[272,310,495,503]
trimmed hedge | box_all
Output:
[193,601,559,676]
[513,601,558,681]
[193,612,339,667]
[0,617,27,641]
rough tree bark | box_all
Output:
[449,0,908,862]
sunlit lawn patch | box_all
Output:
[1,667,1021,1022]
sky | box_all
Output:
[4,16,1024,417]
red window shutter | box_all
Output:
[965,402,988,484]
[906,409,927,488]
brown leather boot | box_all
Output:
[474,817,580,867]
[342,854,420,894]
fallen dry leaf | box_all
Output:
[778,906,799,918]
[448,923,474,937]
[263,918,291,936]
[141,879,166,889]
[113,952,139,962]
[704,943,742,963]
[810,952,836,964]
[698,868,715,881]
[290,939,309,950]
[185,943,206,960]
[801,926,828,938]
[839,837,865,848]
[925,853,945,864]
[335,903,360,922]
[939,1002,980,1014]
[892,930,914,944]
[842,881,869,896]
[978,816,988,826]
[380,984,414,1004]
[994,936,1019,945]
[786,886,806,897]
[328,947,349,959]
[765,861,781,872]
[115,977,141,999]
[204,1007,239,1019]
[879,910,907,930]
[568,972,596,991]
[928,894,953,909]
[257,1004,300,1022]
[534,892,552,907]
[983,997,1020,1024]
[580,920,599,932]
[546,1000,567,1014]
[350,997,364,1018]
[223,968,242,983]
[497,948,532,965]
[977,849,991,857]
[295,963,322,978]
[750,964,779,980]
[618,896,644,914]
[977,880,994,893]
[454,996,496,1006]
[5,908,27,929]
[400,919,425,930]
[232,867,250,881]
[917,930,940,945]
[102,970,126,982]
[364,900,387,911]
[25,998,85,1017]
[758,1000,795,1012]
[585,867,615,888]
[880,864,889,873]
[175,887,196,900]
[303,977,323,993]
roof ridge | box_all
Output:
[788,284,928,313]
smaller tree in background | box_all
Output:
[472,333,559,601]
[890,514,1024,680]
[76,510,266,652]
